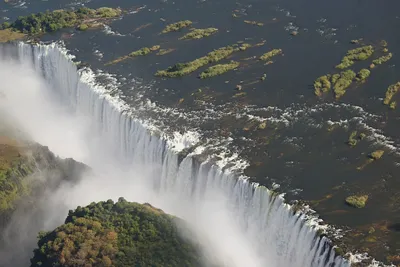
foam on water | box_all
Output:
[0,42,355,267]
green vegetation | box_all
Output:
[155,45,242,77]
[372,53,392,65]
[345,195,368,208]
[0,7,122,35]
[390,101,397,109]
[334,247,345,256]
[161,20,192,34]
[259,49,283,61]
[244,20,264,26]
[30,199,202,267]
[369,150,384,160]
[106,46,160,65]
[199,61,239,79]
[0,138,34,212]
[336,45,374,69]
[239,43,252,51]
[77,23,89,31]
[314,75,331,96]
[347,131,358,147]
[0,28,25,42]
[331,73,340,84]
[356,68,371,82]
[383,82,400,105]
[156,48,175,56]
[347,131,365,146]
[129,46,160,57]
[333,70,356,99]
[179,28,218,40]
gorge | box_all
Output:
[0,42,350,267]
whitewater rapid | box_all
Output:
[0,42,349,267]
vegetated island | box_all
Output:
[179,28,218,40]
[155,43,251,78]
[259,49,282,61]
[372,52,392,66]
[105,45,161,65]
[314,41,393,98]
[383,82,400,109]
[199,61,239,79]
[347,130,365,147]
[30,198,203,267]
[335,45,374,69]
[314,70,356,99]
[345,195,368,208]
[161,20,192,34]
[0,7,122,42]
[357,149,385,170]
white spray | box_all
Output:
[0,42,349,267]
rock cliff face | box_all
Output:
[0,134,89,267]
[0,136,88,227]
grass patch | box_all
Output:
[333,70,356,99]
[383,82,400,105]
[77,23,89,31]
[156,48,175,56]
[199,61,239,79]
[356,68,371,82]
[155,44,245,78]
[259,49,282,61]
[372,53,392,65]
[345,195,368,208]
[0,28,25,42]
[0,138,33,212]
[347,131,358,147]
[369,150,384,160]
[238,43,252,51]
[161,20,192,34]
[105,45,160,65]
[129,45,160,56]
[314,75,331,96]
[179,28,218,40]
[336,45,374,69]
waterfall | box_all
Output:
[0,42,350,267]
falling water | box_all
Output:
[0,42,349,267]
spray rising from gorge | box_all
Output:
[0,42,349,267]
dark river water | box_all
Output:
[1,0,400,263]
